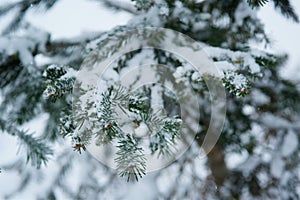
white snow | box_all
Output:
[150,84,163,109]
[251,89,270,105]
[1,0,300,199]
[204,46,261,73]
[232,74,247,89]
[134,122,149,137]
[0,37,33,64]
[226,151,248,169]
[234,0,257,27]
[214,61,237,73]
[19,113,50,137]
[124,173,159,200]
[129,6,163,27]
[261,113,300,129]
[59,68,78,80]
[270,155,284,178]
[191,71,201,82]
[242,105,255,115]
[0,25,49,65]
[280,171,291,186]
[281,130,298,157]
[237,155,260,176]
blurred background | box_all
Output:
[0,0,300,199]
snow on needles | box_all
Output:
[0,25,49,65]
[204,46,261,74]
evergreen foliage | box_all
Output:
[0,0,299,199]
[115,134,146,182]
[0,119,53,168]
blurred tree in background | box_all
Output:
[0,0,300,199]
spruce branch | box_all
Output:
[70,83,182,181]
[59,114,76,137]
[115,134,146,182]
[272,0,299,22]
[223,71,251,97]
[150,117,182,156]
[131,0,155,11]
[0,120,53,168]
[72,136,86,154]
[247,0,299,22]
[43,64,76,102]
[16,130,53,168]
[247,0,269,8]
[97,0,138,14]
[97,90,121,140]
[111,85,131,104]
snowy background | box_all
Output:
[0,0,300,198]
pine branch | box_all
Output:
[0,120,53,168]
[115,134,146,181]
[247,0,269,8]
[43,65,76,102]
[95,0,138,14]
[149,117,182,156]
[223,71,251,97]
[131,0,155,11]
[59,113,76,137]
[17,130,53,168]
[70,83,183,181]
[0,70,46,125]
[0,0,59,34]
[247,0,299,22]
[96,90,121,141]
[272,0,299,22]
[0,53,22,88]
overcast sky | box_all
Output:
[258,1,300,81]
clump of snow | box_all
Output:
[270,155,284,178]
[260,113,300,129]
[280,171,291,186]
[204,46,261,73]
[281,130,298,157]
[34,54,53,67]
[0,24,49,65]
[59,68,78,79]
[0,37,34,65]
[134,122,148,137]
[231,73,247,89]
[224,71,249,91]
[226,151,248,169]
[158,3,169,16]
[129,6,163,27]
[234,0,257,27]
[214,61,237,73]
[173,65,194,84]
[244,54,260,73]
[236,155,260,176]
[193,21,207,31]
[251,89,270,105]
[242,105,255,115]
[150,84,163,108]
[191,71,201,82]
[212,13,230,28]
[156,164,180,195]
